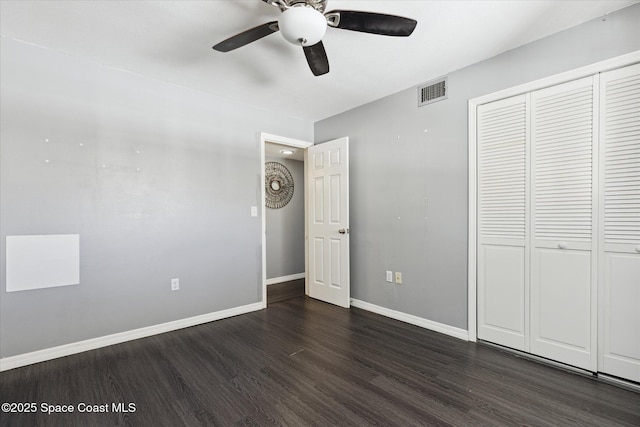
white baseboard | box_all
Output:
[350,299,469,341]
[266,273,305,286]
[0,302,263,372]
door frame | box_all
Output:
[467,51,640,342]
[260,132,313,308]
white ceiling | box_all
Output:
[1,1,637,122]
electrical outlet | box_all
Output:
[171,278,180,291]
[395,272,402,284]
[386,271,393,282]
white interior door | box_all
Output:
[598,63,640,382]
[530,76,598,371]
[307,137,350,308]
[477,94,529,351]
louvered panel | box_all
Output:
[478,96,526,239]
[599,64,640,383]
[532,79,594,242]
[602,68,640,244]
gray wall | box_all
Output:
[0,37,313,358]
[315,4,640,330]
[265,158,305,280]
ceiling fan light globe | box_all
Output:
[278,7,327,46]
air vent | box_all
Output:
[418,77,447,107]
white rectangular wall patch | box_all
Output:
[6,234,80,292]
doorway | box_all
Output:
[260,133,313,308]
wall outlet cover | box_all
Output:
[395,272,402,284]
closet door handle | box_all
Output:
[557,242,568,249]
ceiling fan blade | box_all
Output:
[326,10,417,36]
[212,21,278,52]
[303,42,329,76]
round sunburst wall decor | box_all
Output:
[265,161,294,209]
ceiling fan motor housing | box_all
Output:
[278,6,327,46]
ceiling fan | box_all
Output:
[212,0,417,76]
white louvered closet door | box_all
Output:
[598,63,640,383]
[530,76,598,371]
[477,95,529,351]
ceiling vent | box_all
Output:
[418,77,447,107]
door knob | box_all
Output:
[338,228,349,234]
[557,242,568,249]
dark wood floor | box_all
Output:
[1,297,639,427]
[267,279,305,305]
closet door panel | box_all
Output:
[477,95,528,351]
[531,248,592,368]
[530,76,597,371]
[478,244,526,349]
[601,253,640,381]
[599,63,640,382]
